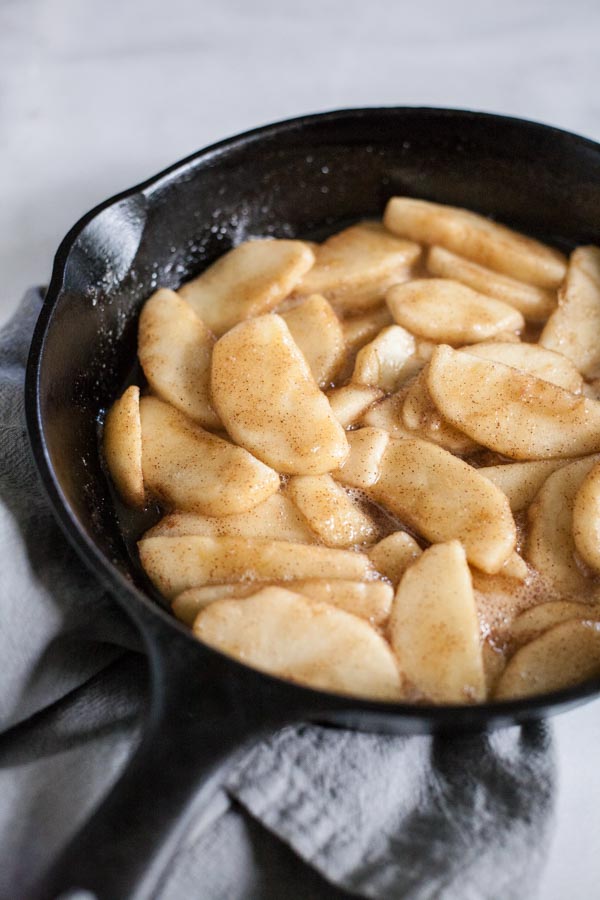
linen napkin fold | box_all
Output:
[0,291,556,900]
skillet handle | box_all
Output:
[34,620,306,900]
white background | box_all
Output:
[2,0,600,896]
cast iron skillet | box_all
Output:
[26,108,600,900]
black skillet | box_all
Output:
[26,107,600,900]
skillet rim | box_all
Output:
[24,104,600,724]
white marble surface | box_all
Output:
[2,0,600,897]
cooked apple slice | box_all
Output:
[294,221,421,311]
[103,385,144,507]
[281,294,345,387]
[360,392,414,439]
[137,289,220,429]
[211,315,348,475]
[401,368,479,455]
[138,535,374,598]
[341,305,394,354]
[427,345,600,459]
[371,437,516,573]
[177,239,314,335]
[526,456,600,597]
[174,579,393,627]
[540,246,600,377]
[464,342,583,393]
[333,427,390,490]
[386,279,524,344]
[351,325,416,391]
[139,396,279,516]
[426,246,557,321]
[499,552,529,582]
[368,531,422,586]
[389,541,486,703]
[287,474,378,547]
[384,197,567,288]
[572,460,600,573]
[495,620,600,700]
[510,601,600,647]
[193,586,403,700]
[478,459,571,512]
[144,493,315,544]
[327,384,383,428]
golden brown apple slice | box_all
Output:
[103,385,145,507]
[384,197,567,288]
[463,342,583,393]
[389,541,486,703]
[174,579,393,627]
[478,460,571,512]
[144,493,315,543]
[367,532,422,587]
[178,239,314,335]
[495,620,600,700]
[138,288,220,429]
[333,427,390,490]
[427,345,600,459]
[193,586,403,700]
[138,535,374,598]
[572,460,600,573]
[510,601,600,647]
[360,393,414,439]
[371,437,516,573]
[341,305,394,355]
[139,396,279,516]
[351,325,416,391]
[526,455,600,597]
[287,474,378,547]
[540,246,600,377]
[281,294,345,387]
[386,279,524,343]
[327,384,383,428]
[426,246,556,321]
[294,221,421,311]
[401,368,479,455]
[211,315,348,475]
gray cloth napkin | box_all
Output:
[0,290,556,900]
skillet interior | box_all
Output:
[26,107,600,730]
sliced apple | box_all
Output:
[526,455,600,597]
[294,221,421,311]
[389,541,486,703]
[287,474,378,547]
[333,427,390,490]
[193,586,403,700]
[540,246,600,377]
[384,197,567,288]
[327,384,383,428]
[387,279,524,343]
[211,315,348,474]
[103,385,144,507]
[341,305,394,355]
[370,436,516,573]
[281,294,345,387]
[360,392,414,439]
[510,601,600,647]
[495,620,600,700]
[351,325,416,391]
[368,531,422,587]
[464,341,583,393]
[401,368,479,455]
[138,288,220,429]
[178,239,314,335]
[144,493,315,544]
[173,584,258,625]
[139,396,279,516]
[138,535,374,598]
[426,245,557,321]
[572,461,600,573]
[478,460,571,512]
[427,345,600,459]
